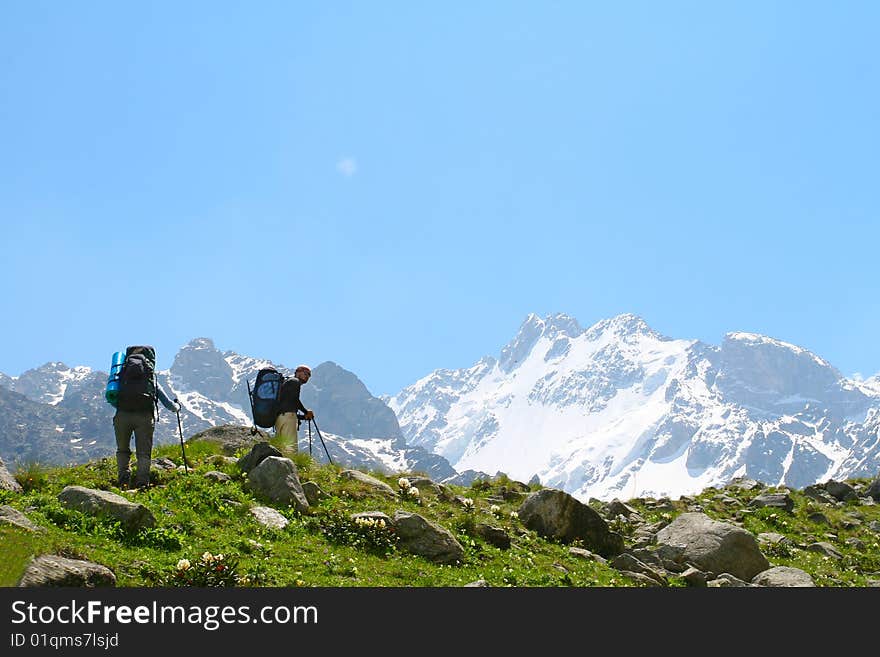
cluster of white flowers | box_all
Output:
[462,497,475,510]
[176,559,191,571]
[201,551,224,563]
[490,504,501,516]
[354,516,387,529]
[398,477,412,491]
[509,511,519,520]
[404,486,420,499]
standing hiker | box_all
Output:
[275,365,314,452]
[112,345,181,488]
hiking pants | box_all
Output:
[275,412,300,452]
[113,409,155,486]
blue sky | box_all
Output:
[1,2,878,396]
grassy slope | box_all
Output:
[1,439,878,587]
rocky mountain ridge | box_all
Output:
[0,339,454,481]
[386,313,880,501]
[3,316,879,504]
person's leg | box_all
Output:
[274,412,299,453]
[113,412,134,487]
[132,412,155,487]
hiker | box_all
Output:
[112,346,181,488]
[275,365,314,452]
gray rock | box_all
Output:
[707,573,753,587]
[339,470,397,497]
[606,498,639,518]
[393,511,464,564]
[473,523,511,550]
[610,553,667,585]
[189,424,270,455]
[204,471,232,483]
[725,477,763,492]
[806,541,843,559]
[757,532,792,546]
[654,512,769,581]
[617,571,663,586]
[749,492,794,513]
[0,458,22,492]
[249,505,289,530]
[865,477,880,502]
[152,457,177,471]
[0,505,44,532]
[237,442,282,474]
[302,481,329,506]
[518,488,624,558]
[823,480,858,502]
[803,485,837,505]
[58,485,155,532]
[568,547,607,564]
[246,457,309,513]
[18,555,116,587]
[680,566,708,587]
[752,566,815,587]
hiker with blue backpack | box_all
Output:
[105,345,181,489]
[275,365,314,452]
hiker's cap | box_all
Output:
[295,365,311,376]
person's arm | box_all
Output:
[157,385,181,412]
[293,381,313,418]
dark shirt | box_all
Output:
[277,378,308,415]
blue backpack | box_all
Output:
[248,367,284,429]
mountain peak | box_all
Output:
[584,313,660,341]
[518,312,583,338]
[184,337,218,351]
[723,332,831,368]
[499,313,583,372]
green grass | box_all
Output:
[1,442,878,587]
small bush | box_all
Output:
[161,551,244,587]
[314,510,398,556]
[14,462,49,492]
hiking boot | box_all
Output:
[117,471,131,489]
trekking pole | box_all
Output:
[309,419,333,465]
[176,408,190,474]
[307,419,313,456]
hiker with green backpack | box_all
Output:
[107,345,181,489]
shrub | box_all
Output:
[162,551,243,587]
[314,510,398,556]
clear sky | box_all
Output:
[1,2,878,397]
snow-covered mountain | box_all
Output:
[0,339,454,480]
[5,321,879,502]
[385,313,880,501]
